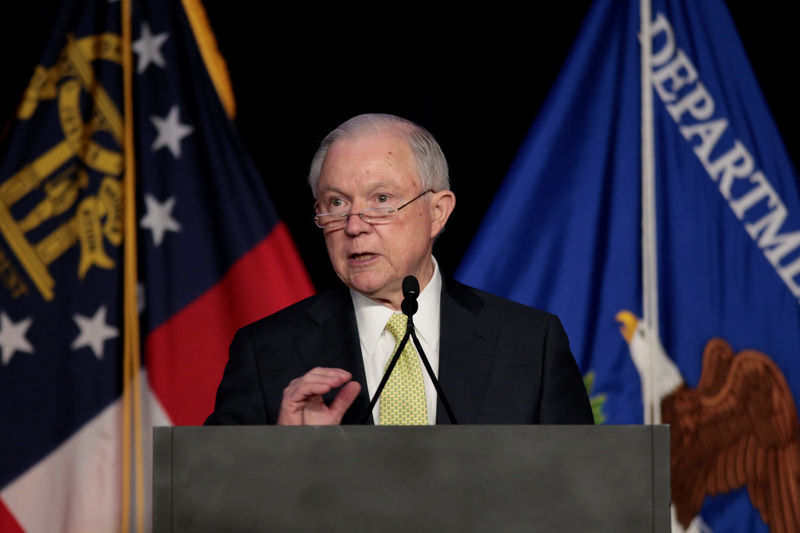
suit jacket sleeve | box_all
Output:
[439,279,593,424]
[205,326,270,425]
[204,287,369,425]
[538,314,595,424]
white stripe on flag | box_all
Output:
[1,369,171,533]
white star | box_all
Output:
[150,105,193,158]
[132,22,169,74]
[140,194,182,246]
[71,305,119,360]
[0,312,34,365]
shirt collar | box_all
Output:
[350,256,442,351]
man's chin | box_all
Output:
[343,275,401,306]
[348,280,389,297]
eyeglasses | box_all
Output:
[314,190,433,229]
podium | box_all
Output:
[153,425,669,532]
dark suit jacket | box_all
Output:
[205,278,593,425]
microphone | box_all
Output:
[361,273,458,424]
[401,275,419,317]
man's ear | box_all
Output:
[430,190,456,238]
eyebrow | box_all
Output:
[318,186,350,199]
[319,182,399,197]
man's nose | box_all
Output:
[343,210,372,235]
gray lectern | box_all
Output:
[153,425,669,533]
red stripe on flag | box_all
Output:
[146,223,314,425]
[0,498,24,533]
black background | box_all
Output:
[1,2,796,291]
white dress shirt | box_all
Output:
[350,257,442,424]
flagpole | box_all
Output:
[181,0,236,119]
[640,0,660,425]
[121,0,145,531]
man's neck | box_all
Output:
[367,257,437,311]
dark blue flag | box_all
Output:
[0,0,313,530]
[457,1,800,532]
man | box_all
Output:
[206,113,593,426]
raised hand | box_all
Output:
[277,367,361,425]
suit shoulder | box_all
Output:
[237,285,350,339]
[446,278,558,326]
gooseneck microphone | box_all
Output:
[363,275,458,424]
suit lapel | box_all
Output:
[295,285,372,424]
[437,279,497,424]
[293,279,497,425]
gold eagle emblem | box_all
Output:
[617,311,800,533]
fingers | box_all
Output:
[277,368,356,425]
[284,368,353,399]
[328,381,362,419]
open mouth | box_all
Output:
[350,253,377,261]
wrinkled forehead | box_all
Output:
[318,133,422,192]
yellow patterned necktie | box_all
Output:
[379,313,428,425]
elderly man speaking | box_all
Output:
[206,113,593,426]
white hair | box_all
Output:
[307,113,450,198]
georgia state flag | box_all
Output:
[0,0,313,531]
